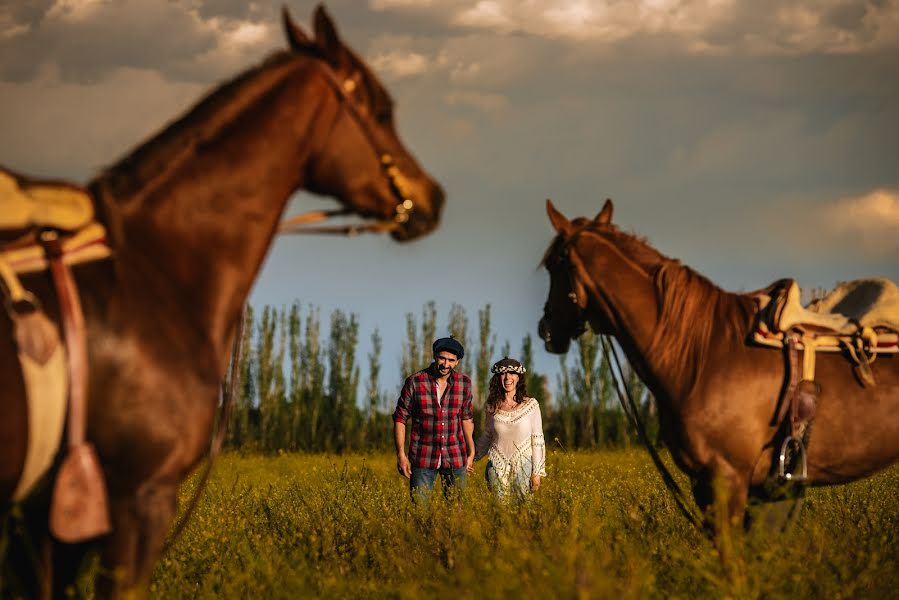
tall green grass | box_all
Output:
[148,450,897,599]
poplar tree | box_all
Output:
[229,304,255,448]
[419,301,437,369]
[287,301,302,451]
[476,304,495,409]
[366,328,383,445]
[447,303,471,375]
[302,307,324,450]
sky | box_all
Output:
[2,0,898,399]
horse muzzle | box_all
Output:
[391,183,444,242]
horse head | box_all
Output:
[538,198,669,354]
[538,199,613,353]
[282,6,444,241]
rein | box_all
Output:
[278,62,415,237]
[163,309,245,553]
[599,335,704,531]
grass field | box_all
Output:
[146,450,898,599]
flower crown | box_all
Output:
[491,362,526,375]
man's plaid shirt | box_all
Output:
[393,366,474,469]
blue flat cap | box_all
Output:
[432,336,464,359]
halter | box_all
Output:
[542,228,595,338]
[278,62,416,236]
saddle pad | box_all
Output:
[0,169,94,232]
[808,278,899,332]
[767,278,899,335]
[12,343,68,501]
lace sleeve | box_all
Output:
[530,400,547,477]
[474,410,494,461]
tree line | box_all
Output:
[224,302,658,452]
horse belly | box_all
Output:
[806,353,899,482]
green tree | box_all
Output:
[366,328,384,446]
[301,307,324,450]
[419,301,437,369]
[476,304,495,408]
[228,304,255,448]
[327,310,360,452]
[447,303,471,376]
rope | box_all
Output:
[599,335,705,531]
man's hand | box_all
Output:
[465,452,475,474]
[530,474,541,492]
[397,453,412,479]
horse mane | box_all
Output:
[91,51,303,202]
[646,260,755,394]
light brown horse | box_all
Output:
[538,199,899,531]
[1,5,443,597]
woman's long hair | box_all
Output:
[485,373,529,414]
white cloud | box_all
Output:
[46,0,105,23]
[397,0,899,54]
[454,1,513,30]
[445,89,509,112]
[0,11,29,40]
[370,0,434,9]
[371,50,430,80]
[819,189,899,256]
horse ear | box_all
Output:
[595,198,613,225]
[546,199,574,236]
[313,4,343,61]
[282,6,313,52]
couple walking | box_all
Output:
[393,336,547,501]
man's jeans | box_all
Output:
[410,465,467,503]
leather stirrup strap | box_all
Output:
[42,232,87,448]
[774,335,801,433]
[42,231,112,542]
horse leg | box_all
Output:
[746,495,804,534]
[49,540,92,599]
[96,481,177,599]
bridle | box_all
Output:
[542,232,591,343]
[278,60,416,236]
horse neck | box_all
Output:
[91,59,333,376]
[575,233,748,403]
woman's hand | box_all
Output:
[530,474,541,492]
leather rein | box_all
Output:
[278,62,416,237]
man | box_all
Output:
[393,336,475,501]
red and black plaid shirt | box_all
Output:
[393,365,474,469]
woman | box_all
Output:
[474,357,547,499]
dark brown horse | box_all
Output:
[1,5,443,597]
[538,199,899,531]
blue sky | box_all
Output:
[2,0,898,399]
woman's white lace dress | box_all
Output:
[475,397,547,499]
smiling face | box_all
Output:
[501,372,520,394]
[434,350,459,377]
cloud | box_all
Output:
[818,188,899,256]
[391,0,899,54]
[0,63,203,180]
[445,89,509,112]
[0,0,278,84]
[454,1,514,30]
[371,50,430,79]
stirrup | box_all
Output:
[778,435,808,482]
